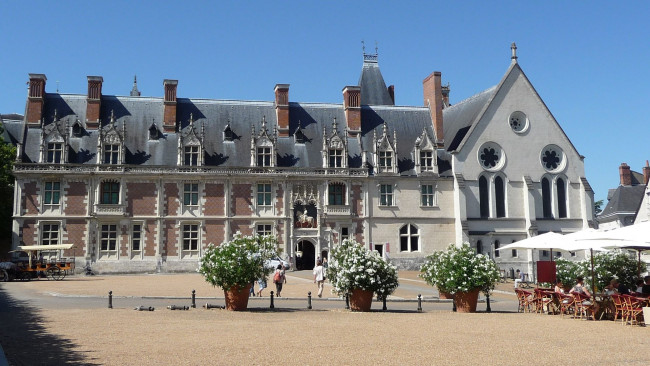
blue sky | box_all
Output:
[1,1,649,203]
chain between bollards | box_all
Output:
[191,289,196,308]
[417,294,422,312]
[108,290,113,309]
[307,291,312,310]
[270,291,275,309]
[486,293,491,313]
[345,294,349,309]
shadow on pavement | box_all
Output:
[0,286,100,366]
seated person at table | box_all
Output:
[616,279,630,295]
[642,276,650,296]
[635,279,645,294]
[554,279,565,294]
[570,276,600,318]
[514,269,525,288]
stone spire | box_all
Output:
[130,75,141,97]
[511,42,518,63]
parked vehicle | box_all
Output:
[264,256,290,270]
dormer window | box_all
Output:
[72,121,84,137]
[420,151,434,171]
[224,125,235,142]
[329,149,343,168]
[184,146,200,166]
[250,116,277,168]
[379,151,393,170]
[47,143,63,163]
[149,124,160,140]
[103,144,120,164]
[257,147,272,167]
[322,117,348,169]
[295,128,306,144]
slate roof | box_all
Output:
[441,86,497,151]
[359,56,394,106]
[4,93,447,176]
[599,185,646,222]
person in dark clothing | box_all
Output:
[641,276,650,296]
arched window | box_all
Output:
[542,177,552,218]
[476,240,483,254]
[557,178,567,218]
[479,176,489,218]
[399,224,419,252]
[495,176,505,218]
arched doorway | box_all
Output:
[296,240,315,270]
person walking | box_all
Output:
[313,260,325,298]
[273,264,286,297]
[257,276,267,297]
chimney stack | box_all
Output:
[26,74,47,127]
[86,76,103,129]
[423,71,444,147]
[619,163,632,186]
[387,85,395,104]
[342,86,361,137]
[643,160,650,185]
[274,84,290,137]
[163,79,178,132]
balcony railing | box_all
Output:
[94,204,126,216]
[324,205,351,216]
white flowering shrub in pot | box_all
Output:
[199,233,278,310]
[420,244,500,313]
[326,239,399,311]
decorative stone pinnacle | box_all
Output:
[511,42,518,62]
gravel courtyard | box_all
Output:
[0,272,648,365]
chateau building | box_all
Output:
[5,44,595,273]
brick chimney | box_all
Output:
[163,79,178,133]
[85,76,103,129]
[26,74,47,127]
[342,86,361,137]
[423,71,444,147]
[619,163,632,186]
[387,85,395,104]
[643,160,650,185]
[274,84,290,137]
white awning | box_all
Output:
[16,244,74,252]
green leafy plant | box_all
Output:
[556,251,642,291]
[555,257,581,289]
[198,233,278,291]
[326,239,399,297]
[420,244,500,295]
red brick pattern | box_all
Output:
[23,182,39,215]
[65,219,87,256]
[351,184,362,216]
[127,183,157,216]
[145,221,157,257]
[65,182,87,215]
[204,220,225,247]
[203,184,224,216]
[354,220,364,245]
[120,224,128,258]
[164,183,179,216]
[164,220,177,257]
[231,184,252,216]
[230,220,252,236]
[21,220,36,246]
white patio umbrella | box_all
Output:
[497,232,568,284]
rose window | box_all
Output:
[477,142,504,171]
[509,111,528,133]
[540,145,564,172]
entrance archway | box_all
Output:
[296,240,315,270]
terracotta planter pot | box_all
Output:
[438,291,453,299]
[223,284,253,311]
[454,288,480,313]
[349,288,374,312]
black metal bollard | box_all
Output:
[345,294,350,310]
[486,294,492,313]
[417,294,422,312]
[108,290,113,309]
[270,291,275,309]
[191,289,196,308]
[307,291,312,310]
[452,296,457,312]
[382,295,387,311]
